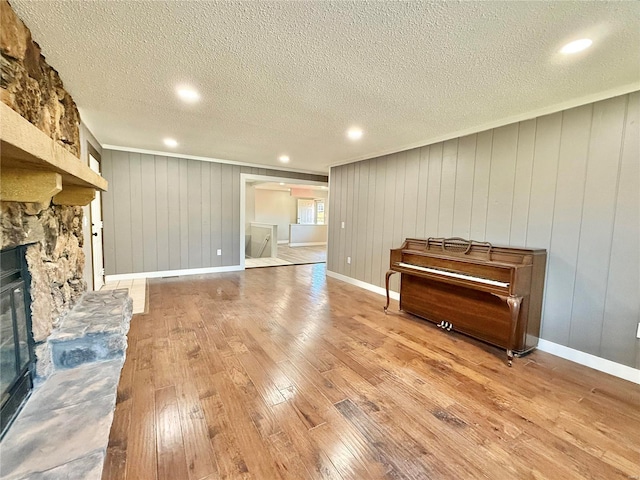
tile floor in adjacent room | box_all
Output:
[245,244,327,268]
[100,278,147,314]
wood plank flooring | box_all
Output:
[102,264,640,480]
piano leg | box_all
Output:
[505,295,522,367]
[384,270,397,313]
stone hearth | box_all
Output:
[0,289,132,480]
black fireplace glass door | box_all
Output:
[13,287,29,373]
[0,288,16,396]
[0,245,35,438]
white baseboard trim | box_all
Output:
[105,265,243,282]
[277,240,289,245]
[326,269,399,301]
[325,270,639,384]
[289,242,327,247]
[537,339,639,385]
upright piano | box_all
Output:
[385,237,546,365]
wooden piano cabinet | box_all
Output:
[400,275,531,355]
[384,237,547,366]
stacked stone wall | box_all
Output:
[1,0,86,376]
[0,0,80,156]
[1,202,86,375]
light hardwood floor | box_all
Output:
[102,264,640,480]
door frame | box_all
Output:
[239,173,328,270]
[87,144,104,290]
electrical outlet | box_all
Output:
[637,322,640,339]
[217,249,222,256]
[347,256,351,264]
[341,221,345,229]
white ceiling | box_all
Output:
[10,1,640,174]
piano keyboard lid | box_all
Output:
[396,262,510,288]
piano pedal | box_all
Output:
[437,321,453,331]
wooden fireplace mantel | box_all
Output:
[0,102,108,206]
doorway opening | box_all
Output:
[240,174,329,269]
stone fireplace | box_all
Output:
[0,5,132,476]
[1,203,87,380]
[0,0,106,435]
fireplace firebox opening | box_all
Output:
[1,245,36,439]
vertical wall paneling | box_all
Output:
[415,146,430,239]
[210,162,222,267]
[425,144,442,236]
[326,92,639,368]
[179,161,189,268]
[220,165,234,266]
[438,139,459,238]
[140,154,158,272]
[452,135,476,238]
[541,104,592,345]
[356,162,369,281]
[103,152,324,275]
[392,153,406,247]
[509,120,536,246]
[382,156,398,291]
[371,157,387,286]
[129,153,144,273]
[201,162,212,267]
[525,112,562,249]
[338,164,348,271]
[112,150,133,273]
[601,92,639,366]
[391,153,407,293]
[187,161,202,268]
[101,151,116,275]
[232,166,241,265]
[364,160,377,284]
[569,96,627,356]
[485,124,518,244]
[166,158,181,271]
[337,165,347,272]
[345,163,355,277]
[155,156,170,271]
[402,149,420,240]
[469,131,492,240]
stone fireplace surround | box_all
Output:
[1,1,131,477]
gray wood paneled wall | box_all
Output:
[327,92,639,368]
[102,150,327,275]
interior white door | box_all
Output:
[89,154,104,290]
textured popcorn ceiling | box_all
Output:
[10,1,640,173]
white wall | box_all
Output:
[254,189,296,242]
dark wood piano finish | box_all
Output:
[384,237,547,365]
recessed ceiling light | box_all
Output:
[279,155,290,163]
[560,38,593,55]
[279,182,285,186]
[347,128,363,140]
[163,138,178,147]
[176,86,200,102]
